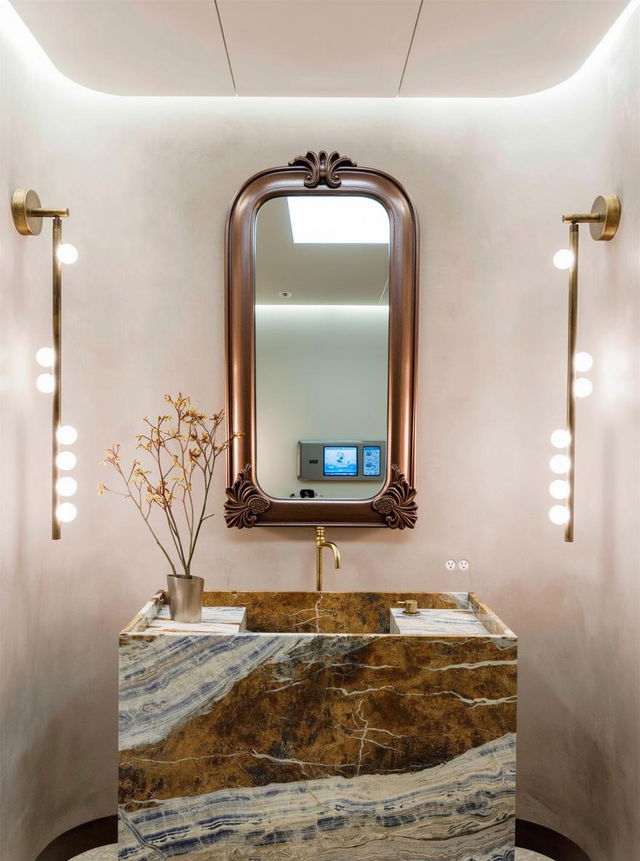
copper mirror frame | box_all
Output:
[224,150,419,529]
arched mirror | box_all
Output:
[224,151,418,529]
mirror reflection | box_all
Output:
[254,195,390,500]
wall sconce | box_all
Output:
[11,189,79,540]
[550,194,621,542]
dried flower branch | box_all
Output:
[99,394,239,578]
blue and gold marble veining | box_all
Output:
[119,734,516,860]
[119,591,517,860]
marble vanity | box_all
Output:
[119,591,517,860]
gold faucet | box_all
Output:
[315,526,341,591]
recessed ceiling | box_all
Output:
[9,0,630,97]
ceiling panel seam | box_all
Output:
[214,0,238,95]
[398,0,423,97]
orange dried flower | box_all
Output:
[99,394,235,578]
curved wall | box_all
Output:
[1,3,638,858]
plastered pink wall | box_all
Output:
[1,3,638,858]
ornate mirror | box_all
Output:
[224,151,418,528]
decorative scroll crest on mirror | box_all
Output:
[224,464,271,529]
[372,467,418,530]
[225,150,419,528]
[288,150,357,189]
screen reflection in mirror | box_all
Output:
[254,195,390,500]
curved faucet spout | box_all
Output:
[315,526,341,591]
[323,541,341,569]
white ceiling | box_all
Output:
[9,0,629,98]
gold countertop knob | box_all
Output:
[396,600,419,615]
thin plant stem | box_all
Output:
[99,395,236,580]
[109,460,177,576]
[150,431,188,571]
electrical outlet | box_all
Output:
[458,559,470,571]
[445,559,457,571]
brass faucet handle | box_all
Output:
[396,600,420,615]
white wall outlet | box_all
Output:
[458,559,470,571]
[445,559,457,571]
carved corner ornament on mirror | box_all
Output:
[224,150,419,529]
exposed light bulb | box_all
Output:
[36,347,54,368]
[574,377,593,398]
[36,373,55,393]
[56,425,78,445]
[57,243,78,264]
[549,505,570,525]
[55,502,77,522]
[56,476,77,497]
[550,429,571,448]
[550,454,570,474]
[56,451,76,470]
[574,352,593,372]
[553,249,574,270]
[549,479,570,500]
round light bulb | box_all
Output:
[36,373,55,393]
[55,502,77,523]
[549,479,570,500]
[549,505,570,525]
[574,352,593,372]
[56,451,77,470]
[56,425,78,445]
[550,454,570,474]
[36,347,54,368]
[550,429,571,448]
[57,243,78,264]
[574,377,593,398]
[56,476,77,497]
[553,249,574,270]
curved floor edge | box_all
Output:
[35,817,117,861]
[516,820,591,861]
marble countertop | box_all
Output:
[121,590,515,640]
[145,605,247,635]
[390,607,494,635]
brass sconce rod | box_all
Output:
[557,195,620,542]
[11,190,71,540]
[52,216,63,540]
[35,208,69,218]
[564,223,579,542]
[561,213,601,224]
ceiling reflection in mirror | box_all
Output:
[254,195,390,500]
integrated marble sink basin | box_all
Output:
[119,591,517,860]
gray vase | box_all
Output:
[167,574,204,623]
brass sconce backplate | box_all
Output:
[589,194,621,241]
[11,188,69,236]
[12,189,44,235]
